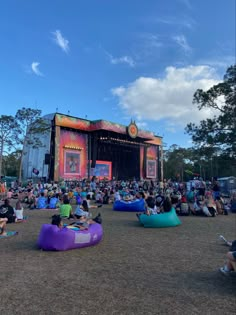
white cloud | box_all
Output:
[111,65,221,128]
[156,17,195,29]
[31,62,43,76]
[173,34,192,53]
[106,51,135,67]
[52,30,69,53]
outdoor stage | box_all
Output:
[23,113,163,181]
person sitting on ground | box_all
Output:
[0,199,17,223]
[114,189,121,202]
[7,188,13,199]
[14,200,24,220]
[179,192,189,216]
[162,197,172,213]
[36,192,48,209]
[0,217,8,236]
[102,189,110,204]
[219,250,236,275]
[187,187,195,215]
[193,196,208,216]
[171,195,180,213]
[215,196,224,215]
[48,193,60,209]
[205,194,217,217]
[59,198,74,219]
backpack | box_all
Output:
[187,191,194,202]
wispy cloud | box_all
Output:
[106,51,135,67]
[140,33,163,49]
[198,55,235,70]
[156,16,195,29]
[31,62,43,76]
[178,0,192,9]
[173,34,192,54]
[52,30,69,53]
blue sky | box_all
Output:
[0,0,235,148]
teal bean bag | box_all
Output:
[138,207,181,228]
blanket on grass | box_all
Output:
[0,231,18,238]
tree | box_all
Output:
[163,145,195,181]
[185,65,236,158]
[14,108,50,182]
[0,115,16,177]
[2,150,21,177]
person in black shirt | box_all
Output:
[0,199,17,223]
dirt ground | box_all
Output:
[0,202,235,315]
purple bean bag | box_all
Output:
[38,223,103,251]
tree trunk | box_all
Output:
[18,150,23,184]
[0,139,4,178]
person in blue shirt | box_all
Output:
[36,192,48,209]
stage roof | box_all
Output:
[54,113,162,144]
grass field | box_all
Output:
[0,203,235,315]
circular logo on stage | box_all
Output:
[127,122,138,138]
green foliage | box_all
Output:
[185,65,236,157]
[15,107,50,148]
[2,150,21,176]
[0,115,16,177]
[164,145,236,180]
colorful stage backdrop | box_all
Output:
[59,130,88,179]
[90,161,112,180]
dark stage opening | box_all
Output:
[97,142,140,180]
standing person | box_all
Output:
[212,177,220,200]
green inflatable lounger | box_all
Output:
[139,207,181,228]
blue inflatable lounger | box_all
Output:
[138,207,181,228]
[113,199,145,212]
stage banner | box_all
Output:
[64,150,80,175]
[90,161,112,180]
[59,130,87,179]
[146,160,156,178]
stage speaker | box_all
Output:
[91,136,97,168]
[45,153,50,165]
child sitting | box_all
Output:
[14,200,24,220]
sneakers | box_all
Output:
[219,267,231,276]
[219,235,228,244]
[219,235,232,246]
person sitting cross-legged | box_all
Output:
[59,198,74,219]
[36,192,48,209]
